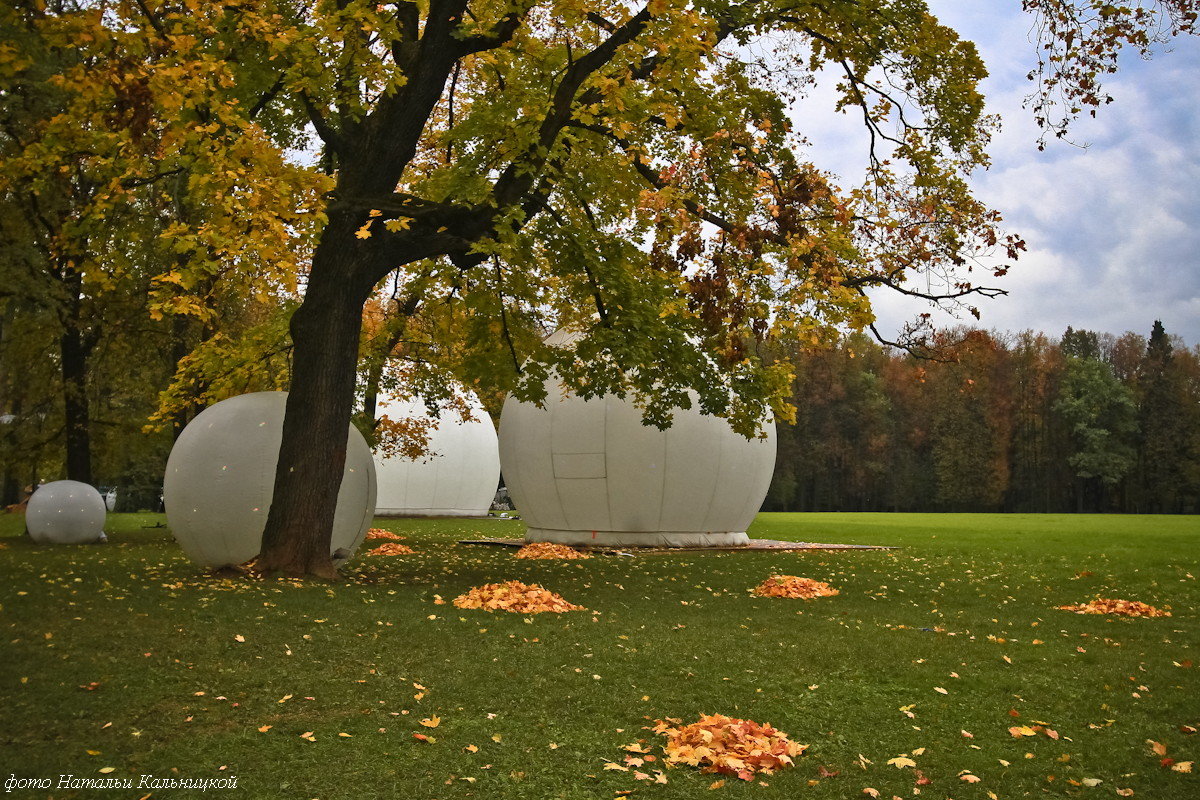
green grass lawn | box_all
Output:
[1,512,1197,799]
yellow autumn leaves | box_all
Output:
[368,543,415,556]
[449,570,841,615]
[452,581,585,614]
[1055,597,1171,617]
[751,575,839,600]
[364,528,412,555]
[364,528,406,541]
[653,714,808,781]
[514,542,591,560]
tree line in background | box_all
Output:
[766,321,1200,515]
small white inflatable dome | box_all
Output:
[163,392,377,568]
[373,391,500,517]
[26,480,107,544]
[499,380,776,547]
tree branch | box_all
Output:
[299,92,345,154]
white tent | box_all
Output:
[373,391,500,517]
[499,380,776,547]
[163,392,376,568]
[26,480,107,544]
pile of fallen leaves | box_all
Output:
[367,542,415,556]
[452,581,584,613]
[514,542,591,560]
[1056,597,1171,617]
[752,575,839,599]
[365,528,405,541]
[651,714,807,781]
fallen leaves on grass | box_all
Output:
[651,714,807,781]
[452,581,584,613]
[751,575,839,600]
[367,543,415,556]
[365,528,405,541]
[514,542,591,560]
[1008,723,1060,740]
[1055,598,1170,617]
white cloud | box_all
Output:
[862,1,1200,345]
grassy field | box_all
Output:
[1,512,1197,799]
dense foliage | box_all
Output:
[766,322,1200,513]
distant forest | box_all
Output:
[765,321,1200,514]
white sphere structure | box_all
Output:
[26,480,107,544]
[373,391,500,517]
[499,381,776,547]
[163,392,376,568]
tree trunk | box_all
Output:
[60,312,93,485]
[257,230,373,578]
[0,308,17,505]
[0,390,19,506]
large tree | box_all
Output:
[248,0,1193,575]
[248,0,1020,576]
[9,0,1196,574]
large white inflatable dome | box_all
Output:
[163,392,376,568]
[499,379,776,547]
[373,391,500,517]
[26,480,107,544]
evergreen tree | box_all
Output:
[1135,321,1188,511]
[1052,355,1136,511]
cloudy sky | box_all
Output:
[795,1,1200,347]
